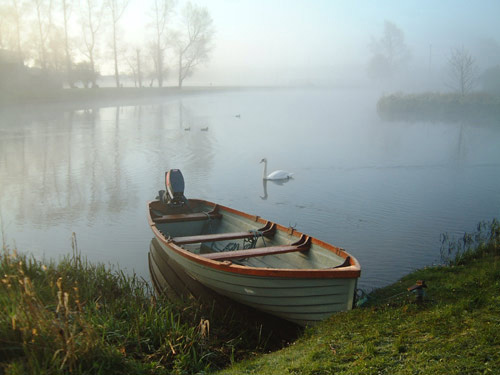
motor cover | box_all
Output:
[165,169,186,206]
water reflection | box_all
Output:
[0,108,108,228]
[0,99,215,272]
[260,180,268,200]
[260,179,294,200]
[1,89,500,291]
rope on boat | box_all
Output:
[355,288,421,308]
[203,211,215,233]
[211,241,240,252]
[209,230,266,253]
[248,229,267,248]
[355,288,371,307]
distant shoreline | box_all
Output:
[0,86,256,109]
[0,85,368,110]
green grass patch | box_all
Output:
[0,235,287,374]
[217,219,500,374]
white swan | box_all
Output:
[260,158,293,180]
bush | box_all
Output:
[377,92,500,124]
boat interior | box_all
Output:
[150,199,350,270]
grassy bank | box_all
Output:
[218,219,500,374]
[377,92,500,124]
[0,236,290,374]
[2,221,499,374]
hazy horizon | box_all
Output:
[122,0,500,88]
[2,0,500,89]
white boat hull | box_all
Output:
[148,199,361,326]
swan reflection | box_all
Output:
[260,178,292,200]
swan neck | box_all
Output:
[262,160,267,179]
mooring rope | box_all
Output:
[248,229,267,247]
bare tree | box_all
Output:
[61,0,75,86]
[125,47,143,87]
[107,0,129,87]
[368,20,410,80]
[145,42,160,86]
[0,4,13,50]
[135,48,142,87]
[149,0,175,87]
[9,0,23,60]
[172,2,214,88]
[0,7,6,48]
[32,0,53,70]
[79,0,104,88]
[125,55,137,86]
[46,26,66,71]
[447,46,476,96]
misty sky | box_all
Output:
[123,0,500,85]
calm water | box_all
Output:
[1,88,499,291]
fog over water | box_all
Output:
[1,88,499,290]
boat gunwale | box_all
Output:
[147,199,361,279]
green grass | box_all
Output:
[0,235,284,374]
[217,219,500,375]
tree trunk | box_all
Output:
[157,45,163,87]
[178,50,183,88]
[136,49,142,87]
[13,0,23,63]
[35,0,47,70]
[113,22,120,87]
[89,53,97,88]
[62,0,75,88]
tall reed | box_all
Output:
[0,237,284,374]
[440,219,500,266]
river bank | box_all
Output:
[219,251,499,374]
[0,236,294,374]
[0,86,272,110]
[218,219,500,374]
[1,221,499,374]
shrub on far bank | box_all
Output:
[377,92,500,124]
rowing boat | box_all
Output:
[147,169,361,326]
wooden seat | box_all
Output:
[171,231,259,245]
[152,206,222,223]
[202,235,311,261]
[153,212,222,223]
[170,221,277,245]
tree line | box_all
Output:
[367,20,500,96]
[0,0,214,88]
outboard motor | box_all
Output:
[158,169,187,207]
